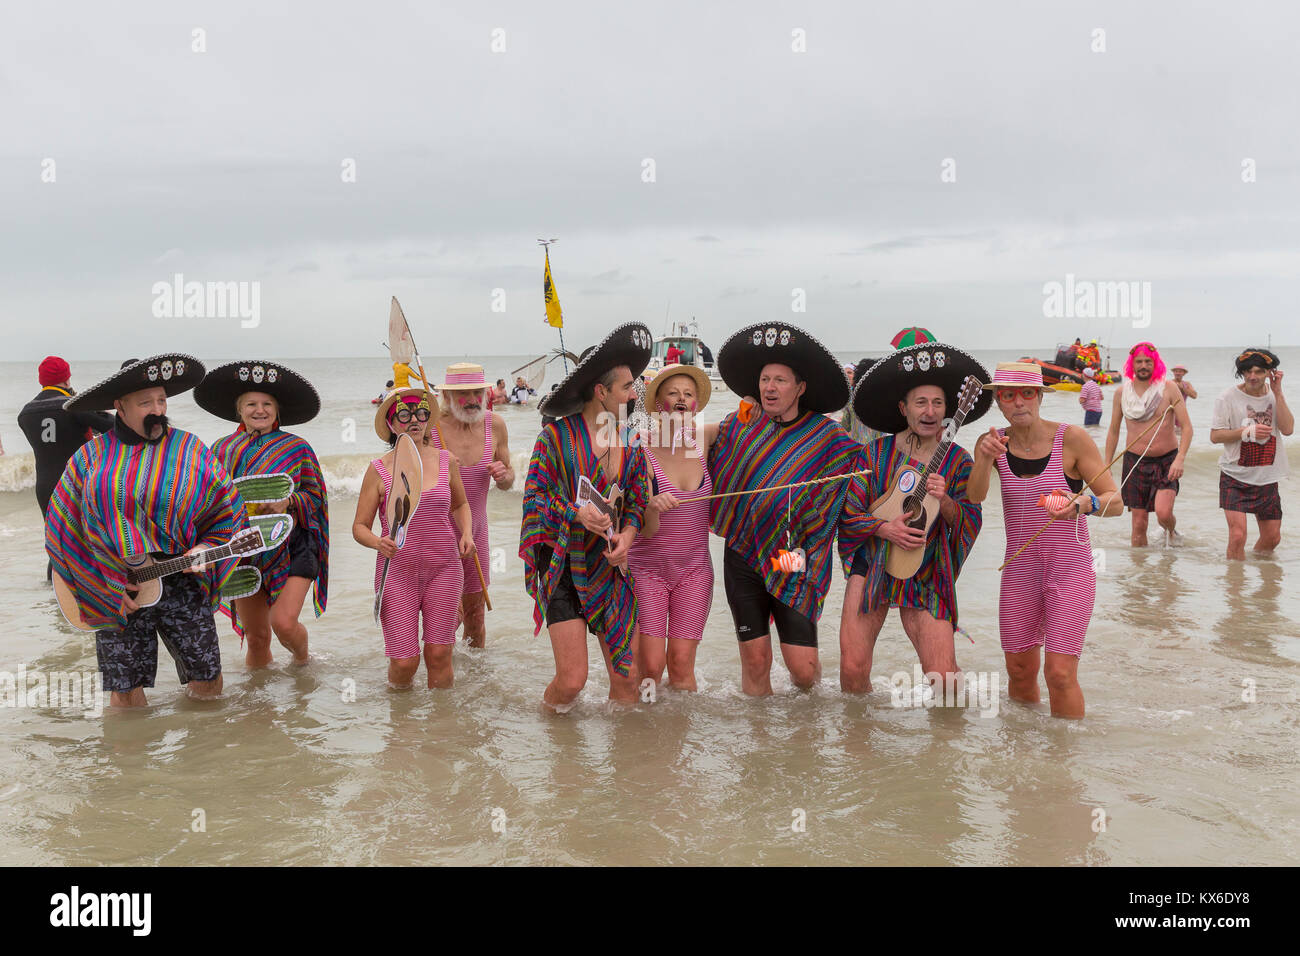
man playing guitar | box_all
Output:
[45,354,248,709]
[837,344,992,696]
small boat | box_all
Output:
[645,319,727,390]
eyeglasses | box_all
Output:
[392,406,431,423]
[995,387,1041,402]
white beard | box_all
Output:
[448,400,485,425]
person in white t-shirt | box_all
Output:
[1209,348,1293,559]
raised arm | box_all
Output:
[966,427,1006,504]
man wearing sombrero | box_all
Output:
[44,355,246,708]
[837,344,990,694]
[520,323,654,711]
[708,322,860,696]
[1210,348,1291,559]
[429,362,515,647]
[197,360,329,667]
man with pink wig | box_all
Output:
[1104,342,1193,547]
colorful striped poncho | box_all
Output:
[45,423,246,630]
[837,434,982,627]
[708,409,860,622]
[209,427,329,634]
[519,414,648,676]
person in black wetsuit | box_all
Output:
[16,357,114,581]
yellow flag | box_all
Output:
[543,249,563,328]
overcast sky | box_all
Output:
[2,1,1297,362]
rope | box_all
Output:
[688,468,871,503]
[998,397,1182,571]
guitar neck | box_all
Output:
[130,543,238,583]
[905,406,973,508]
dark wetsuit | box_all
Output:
[16,388,113,517]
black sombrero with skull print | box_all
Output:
[537,323,654,419]
[63,353,205,411]
[716,322,848,414]
[194,360,322,427]
[851,342,992,435]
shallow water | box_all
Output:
[0,349,1296,865]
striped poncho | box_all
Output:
[837,434,982,627]
[210,427,329,634]
[519,414,648,676]
[708,409,860,622]
[45,423,246,630]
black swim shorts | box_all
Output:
[285,526,319,580]
[536,545,590,631]
[94,570,223,693]
[722,547,817,647]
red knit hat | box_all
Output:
[38,356,71,387]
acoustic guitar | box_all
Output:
[869,375,982,580]
[52,514,294,631]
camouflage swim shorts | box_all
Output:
[94,571,223,692]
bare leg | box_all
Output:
[235,594,274,669]
[596,630,640,704]
[638,631,667,687]
[423,642,454,689]
[898,607,958,678]
[839,574,886,693]
[1153,488,1177,536]
[779,643,821,690]
[738,636,774,697]
[1225,510,1248,560]
[1043,651,1084,718]
[1130,508,1150,547]
[665,638,699,691]
[109,687,148,708]
[270,576,312,664]
[461,591,487,648]
[186,674,223,700]
[543,619,589,711]
[1254,517,1282,554]
[1004,647,1042,705]
[388,655,419,689]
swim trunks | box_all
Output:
[1219,473,1283,519]
[722,547,817,647]
[1121,448,1180,511]
[94,571,223,692]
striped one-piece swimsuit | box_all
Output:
[373,450,465,656]
[430,424,492,593]
[994,423,1096,657]
[628,450,714,641]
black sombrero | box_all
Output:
[716,322,848,414]
[64,353,205,411]
[194,360,322,427]
[537,323,654,418]
[852,343,992,435]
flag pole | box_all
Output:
[539,238,568,373]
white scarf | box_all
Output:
[1121,377,1163,421]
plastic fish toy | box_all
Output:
[1038,493,1077,514]
[770,548,806,573]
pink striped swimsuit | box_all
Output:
[430,424,492,593]
[994,423,1095,657]
[373,450,465,657]
[628,450,714,641]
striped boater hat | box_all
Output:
[716,321,848,414]
[852,343,992,434]
[194,360,322,426]
[439,362,489,391]
[982,361,1054,391]
[64,353,205,411]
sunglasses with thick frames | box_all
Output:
[392,406,431,423]
[995,386,1042,402]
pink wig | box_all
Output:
[1124,342,1166,381]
